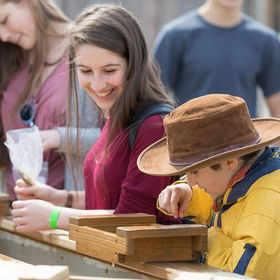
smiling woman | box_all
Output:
[11,4,178,233]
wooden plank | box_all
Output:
[122,237,193,263]
[80,225,118,233]
[120,261,254,280]
[0,194,9,216]
[69,277,143,280]
[0,204,9,210]
[117,224,207,239]
[69,275,143,280]
[19,265,69,280]
[0,253,143,280]
[69,213,156,227]
[0,217,16,231]
[0,260,69,280]
[0,207,9,216]
[172,270,255,279]
[0,193,9,201]
[0,202,9,207]
[39,230,76,251]
[0,218,76,251]
[192,235,208,252]
[0,253,14,261]
[0,219,254,280]
[69,225,134,255]
[76,239,121,263]
[120,261,173,280]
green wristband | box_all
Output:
[49,206,62,229]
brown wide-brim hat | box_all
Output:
[137,94,280,176]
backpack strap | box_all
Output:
[129,103,175,149]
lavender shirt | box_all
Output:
[1,57,67,199]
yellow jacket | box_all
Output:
[182,147,280,279]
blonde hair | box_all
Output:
[0,0,70,107]
[0,0,70,168]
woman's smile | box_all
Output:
[76,44,127,115]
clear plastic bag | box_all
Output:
[5,125,43,185]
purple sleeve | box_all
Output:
[114,115,180,224]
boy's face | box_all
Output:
[186,159,239,199]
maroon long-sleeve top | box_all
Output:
[84,115,179,224]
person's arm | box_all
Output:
[54,126,100,157]
[266,92,280,145]
[259,32,280,120]
[14,179,85,209]
[266,91,280,118]
[12,179,113,231]
[12,199,113,232]
[40,129,61,152]
[41,89,101,156]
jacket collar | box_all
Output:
[223,147,280,206]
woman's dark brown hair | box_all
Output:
[68,4,175,144]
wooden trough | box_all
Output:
[69,213,208,264]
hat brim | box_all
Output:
[137,118,280,176]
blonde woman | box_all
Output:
[0,0,100,199]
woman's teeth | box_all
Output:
[96,89,113,98]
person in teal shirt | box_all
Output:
[154,0,280,118]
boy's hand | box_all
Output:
[158,183,192,218]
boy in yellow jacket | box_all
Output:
[137,94,280,280]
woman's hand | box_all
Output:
[158,183,192,218]
[11,199,54,232]
[14,179,66,206]
[40,129,60,151]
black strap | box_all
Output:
[129,103,174,149]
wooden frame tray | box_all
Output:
[69,213,207,263]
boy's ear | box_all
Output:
[226,158,239,170]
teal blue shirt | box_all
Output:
[154,11,280,117]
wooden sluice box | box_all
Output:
[69,213,208,264]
